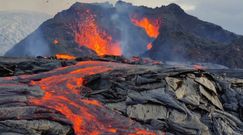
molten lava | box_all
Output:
[53,39,59,45]
[147,43,153,50]
[129,129,157,135]
[55,54,76,60]
[131,17,160,51]
[131,17,160,38]
[23,61,156,135]
[75,9,122,56]
[193,64,207,70]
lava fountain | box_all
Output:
[74,9,122,56]
[131,17,160,39]
[131,17,160,50]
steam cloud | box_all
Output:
[24,29,51,56]
[102,2,151,57]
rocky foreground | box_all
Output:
[0,56,242,135]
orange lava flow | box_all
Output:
[129,129,157,135]
[131,17,160,38]
[55,54,76,60]
[25,61,156,135]
[75,9,122,56]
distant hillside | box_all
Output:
[0,11,50,55]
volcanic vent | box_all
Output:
[6,2,160,58]
[73,9,121,56]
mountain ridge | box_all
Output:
[0,11,50,56]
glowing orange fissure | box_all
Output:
[55,54,76,60]
[25,61,156,135]
[75,9,122,56]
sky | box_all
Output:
[0,0,242,35]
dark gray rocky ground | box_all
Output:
[0,56,242,135]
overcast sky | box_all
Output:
[0,0,242,35]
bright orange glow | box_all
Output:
[55,54,76,60]
[75,9,122,56]
[193,64,207,70]
[23,61,156,135]
[29,64,114,134]
[147,43,153,50]
[131,17,160,38]
[129,129,156,135]
[53,39,59,45]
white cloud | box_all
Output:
[180,4,196,11]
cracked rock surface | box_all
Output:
[0,57,242,135]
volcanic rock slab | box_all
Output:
[0,58,242,135]
[0,56,77,77]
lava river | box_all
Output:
[13,61,156,135]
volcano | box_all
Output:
[0,1,243,134]
[5,1,243,68]
[5,2,154,57]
